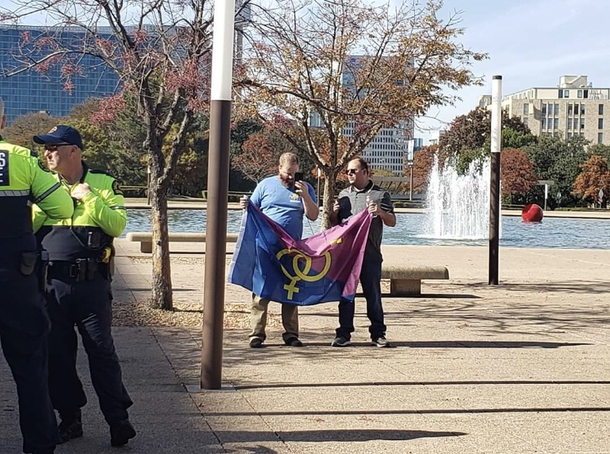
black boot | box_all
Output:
[110,419,136,447]
[58,408,83,443]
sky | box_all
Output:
[419,0,610,143]
[2,0,609,144]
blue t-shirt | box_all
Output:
[250,176,317,240]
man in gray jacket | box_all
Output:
[329,157,396,348]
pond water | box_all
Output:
[124,210,610,250]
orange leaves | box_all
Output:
[572,155,610,203]
[88,94,126,126]
[232,132,278,184]
[500,148,538,197]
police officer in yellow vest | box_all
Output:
[0,99,74,454]
[32,125,136,447]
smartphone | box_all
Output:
[294,172,304,181]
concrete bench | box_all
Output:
[126,232,239,253]
[381,265,449,296]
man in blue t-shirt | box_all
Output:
[240,152,319,348]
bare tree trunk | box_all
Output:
[149,166,173,310]
[321,173,339,230]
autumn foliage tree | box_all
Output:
[439,106,536,173]
[241,0,487,227]
[500,148,538,202]
[233,132,282,184]
[572,155,610,208]
[0,0,231,310]
[4,111,58,150]
[409,144,441,194]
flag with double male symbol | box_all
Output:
[228,204,372,305]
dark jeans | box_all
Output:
[0,261,60,454]
[46,273,133,425]
[336,258,386,340]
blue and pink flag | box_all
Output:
[228,204,372,306]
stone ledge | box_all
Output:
[381,265,449,296]
[126,232,239,253]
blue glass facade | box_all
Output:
[0,26,120,121]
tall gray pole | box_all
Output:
[201,0,235,390]
[488,75,502,285]
[409,165,413,201]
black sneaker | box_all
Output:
[331,336,351,347]
[249,337,264,348]
[284,337,303,347]
[372,336,390,348]
[110,419,136,447]
[58,409,83,444]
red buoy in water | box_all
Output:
[522,203,543,222]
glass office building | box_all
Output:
[0,25,120,121]
[341,56,415,175]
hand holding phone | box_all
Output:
[294,171,304,181]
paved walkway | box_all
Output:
[2,238,610,453]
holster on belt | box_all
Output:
[19,251,37,276]
[49,258,109,282]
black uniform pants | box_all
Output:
[45,271,133,425]
[0,261,60,453]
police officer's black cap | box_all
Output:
[33,125,83,150]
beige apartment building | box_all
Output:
[483,75,610,145]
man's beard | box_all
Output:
[279,174,295,188]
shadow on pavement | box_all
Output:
[234,379,610,390]
[214,429,467,443]
[204,407,610,417]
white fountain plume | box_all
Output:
[424,157,491,239]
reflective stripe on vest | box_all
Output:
[0,189,30,197]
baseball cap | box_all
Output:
[33,125,83,150]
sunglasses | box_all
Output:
[346,169,359,175]
[44,143,72,152]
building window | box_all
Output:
[554,118,559,129]
[581,105,586,115]
[568,132,572,139]
[554,103,559,115]
[577,89,583,98]
[599,104,604,115]
[599,118,604,129]
[523,118,529,126]
[568,104,573,115]
[541,104,547,115]
[568,118,573,129]
[523,103,529,115]
[581,119,585,129]
[541,118,547,129]
[564,89,570,98]
[599,133,604,144]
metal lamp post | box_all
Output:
[489,75,502,285]
[392,126,413,200]
[200,0,236,390]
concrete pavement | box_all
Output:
[2,238,610,453]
